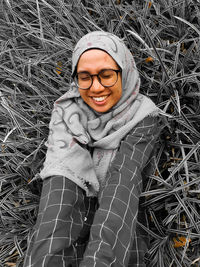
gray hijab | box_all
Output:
[40,31,159,196]
[71,30,140,109]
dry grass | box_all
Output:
[0,0,200,266]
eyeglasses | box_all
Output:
[74,69,121,90]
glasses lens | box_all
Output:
[99,70,118,87]
[76,72,92,89]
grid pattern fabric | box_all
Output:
[23,116,158,267]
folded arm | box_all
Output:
[80,116,159,267]
[23,176,86,267]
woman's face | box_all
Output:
[76,49,122,113]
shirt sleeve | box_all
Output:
[80,115,159,267]
[23,176,86,267]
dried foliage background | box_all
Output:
[0,0,200,266]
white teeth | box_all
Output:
[92,96,107,102]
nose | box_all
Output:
[89,76,104,93]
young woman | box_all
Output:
[24,31,160,267]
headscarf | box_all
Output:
[40,31,159,196]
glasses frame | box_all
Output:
[74,69,121,90]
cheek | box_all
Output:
[115,81,122,100]
[79,89,86,100]
[117,88,122,101]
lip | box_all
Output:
[90,95,109,105]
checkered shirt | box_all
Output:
[23,116,158,267]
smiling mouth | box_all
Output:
[91,96,109,102]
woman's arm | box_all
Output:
[23,176,86,267]
[80,116,159,267]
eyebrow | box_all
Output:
[77,68,119,74]
[77,68,106,73]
